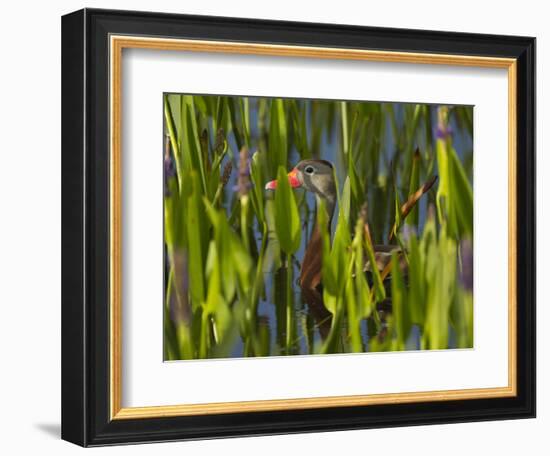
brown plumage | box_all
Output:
[300,225,324,290]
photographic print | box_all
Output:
[62,11,535,445]
[163,94,474,360]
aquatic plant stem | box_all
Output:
[165,267,173,311]
[199,312,209,359]
[240,196,251,254]
[250,222,268,314]
[286,254,293,353]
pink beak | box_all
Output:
[265,168,301,190]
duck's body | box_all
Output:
[300,228,401,290]
[266,159,411,291]
[266,159,436,343]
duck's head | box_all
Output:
[265,159,337,218]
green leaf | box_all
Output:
[268,100,288,175]
[448,146,473,237]
[391,252,410,349]
[164,95,183,189]
[186,172,207,305]
[241,97,251,146]
[363,226,386,302]
[341,101,349,157]
[408,149,421,227]
[347,155,365,220]
[227,97,244,150]
[352,219,372,319]
[289,100,310,159]
[249,151,267,225]
[435,107,473,240]
[341,176,351,222]
[204,241,233,347]
[407,232,426,325]
[390,167,401,240]
[422,229,457,350]
[273,166,301,255]
[181,96,208,195]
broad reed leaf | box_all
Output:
[320,201,351,315]
[349,217,372,327]
[391,252,410,348]
[179,96,209,195]
[341,101,349,156]
[436,136,452,225]
[348,156,365,220]
[289,100,310,159]
[269,100,288,174]
[214,97,231,140]
[186,172,207,305]
[448,146,473,237]
[363,222,386,302]
[204,241,233,347]
[240,97,251,146]
[164,96,183,187]
[263,199,282,271]
[422,228,457,349]
[274,166,301,255]
[341,176,351,222]
[452,289,474,348]
[227,97,244,151]
[249,151,267,225]
[407,232,426,325]
[345,277,362,352]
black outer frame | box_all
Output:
[61,8,536,447]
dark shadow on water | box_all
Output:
[300,286,332,340]
[35,423,61,439]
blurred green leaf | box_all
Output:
[448,146,473,237]
[186,172,207,305]
[407,232,426,325]
[204,241,233,343]
[422,228,457,350]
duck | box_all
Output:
[265,159,436,292]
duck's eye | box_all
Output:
[304,165,315,175]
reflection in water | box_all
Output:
[252,256,458,357]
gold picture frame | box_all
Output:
[62,8,535,446]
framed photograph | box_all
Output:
[61,8,535,446]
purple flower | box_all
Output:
[221,161,233,187]
[401,224,417,243]
[164,136,176,197]
[459,239,473,292]
[235,147,252,197]
[436,124,453,139]
[164,154,176,197]
[436,106,453,140]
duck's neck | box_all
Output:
[314,193,336,225]
[299,194,335,290]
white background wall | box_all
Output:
[0,0,545,454]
